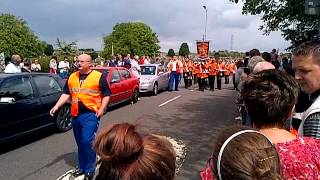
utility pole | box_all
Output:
[203,5,208,41]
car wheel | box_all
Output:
[55,105,72,132]
[153,83,158,95]
[132,89,139,103]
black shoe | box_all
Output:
[72,168,84,177]
[84,173,94,180]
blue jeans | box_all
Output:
[72,112,99,174]
[169,71,179,91]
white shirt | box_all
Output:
[5,63,21,73]
[58,61,70,73]
[130,60,141,78]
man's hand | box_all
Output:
[50,106,59,117]
[96,108,105,118]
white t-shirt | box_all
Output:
[4,63,21,73]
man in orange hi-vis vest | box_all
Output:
[167,55,182,91]
[50,54,111,180]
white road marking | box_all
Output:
[158,95,182,107]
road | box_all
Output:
[0,82,238,180]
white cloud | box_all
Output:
[0,0,291,53]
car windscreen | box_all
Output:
[96,69,110,77]
[141,66,156,75]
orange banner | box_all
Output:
[197,41,209,59]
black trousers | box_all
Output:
[225,75,229,84]
[198,77,205,91]
[208,75,215,90]
[217,74,222,89]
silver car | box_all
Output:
[139,64,170,95]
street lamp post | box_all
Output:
[203,5,208,41]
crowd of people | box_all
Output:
[2,41,320,179]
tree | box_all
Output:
[0,13,44,58]
[101,22,160,58]
[167,49,175,57]
[178,42,190,57]
[44,43,54,56]
[56,38,78,55]
[230,0,319,49]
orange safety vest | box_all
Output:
[68,70,103,116]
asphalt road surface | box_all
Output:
[0,82,238,180]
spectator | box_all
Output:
[252,61,275,74]
[292,41,320,138]
[31,59,41,72]
[249,48,260,57]
[21,59,32,73]
[4,54,21,73]
[130,55,141,79]
[248,56,265,73]
[201,126,281,180]
[241,69,320,179]
[261,52,272,62]
[93,123,176,180]
[58,56,70,79]
[108,56,118,67]
[49,56,58,74]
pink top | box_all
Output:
[275,137,320,180]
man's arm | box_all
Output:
[96,96,110,118]
[303,112,320,139]
[50,94,70,116]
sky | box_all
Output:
[0,0,291,53]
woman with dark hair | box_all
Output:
[241,69,320,179]
[201,126,282,180]
[93,123,176,180]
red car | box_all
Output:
[92,66,139,106]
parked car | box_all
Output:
[139,64,170,95]
[0,73,72,143]
[92,66,140,106]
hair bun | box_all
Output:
[94,123,143,164]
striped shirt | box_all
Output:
[304,112,320,139]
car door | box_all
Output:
[119,69,133,100]
[157,65,168,90]
[0,75,38,141]
[32,75,63,126]
[109,69,122,105]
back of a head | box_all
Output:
[248,56,265,73]
[253,61,275,74]
[212,126,282,180]
[241,69,299,129]
[94,123,176,180]
[261,52,271,62]
[249,49,261,57]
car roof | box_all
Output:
[92,66,126,70]
[0,72,61,80]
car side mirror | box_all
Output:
[158,71,164,75]
[0,97,15,103]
